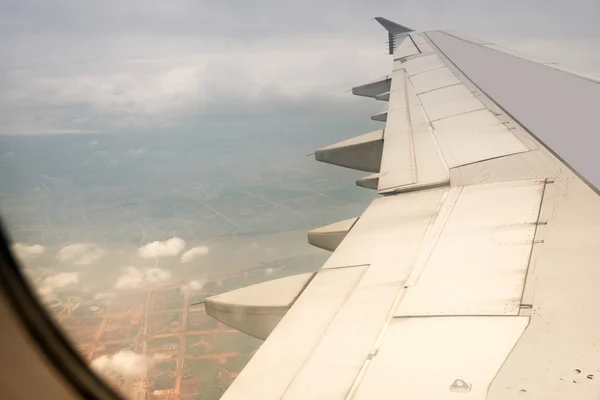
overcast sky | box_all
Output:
[1,0,599,136]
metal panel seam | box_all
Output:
[345,285,409,400]
[404,73,418,184]
[408,34,422,54]
[345,188,451,399]
[429,107,487,123]
[380,180,450,196]
[403,186,462,287]
[448,149,532,169]
[288,272,318,308]
[517,179,548,313]
[414,82,462,96]
[407,65,446,78]
[281,266,369,399]
[485,316,531,398]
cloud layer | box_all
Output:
[180,246,210,263]
[181,279,206,294]
[114,266,172,289]
[91,350,160,378]
[12,243,45,260]
[38,272,79,297]
[2,1,600,136]
[137,237,186,259]
[58,243,105,265]
[2,1,599,136]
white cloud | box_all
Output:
[91,350,160,378]
[115,267,172,289]
[58,243,105,265]
[181,279,206,294]
[89,140,99,146]
[38,272,79,297]
[0,33,389,135]
[114,267,144,289]
[12,243,45,260]
[137,237,186,259]
[3,2,600,137]
[189,279,205,290]
[180,246,209,263]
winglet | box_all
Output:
[374,17,413,35]
[375,17,413,55]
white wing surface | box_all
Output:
[206,17,600,399]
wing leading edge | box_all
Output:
[208,18,600,399]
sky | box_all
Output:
[1,0,599,136]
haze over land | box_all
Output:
[0,127,377,398]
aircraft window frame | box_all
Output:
[0,221,122,400]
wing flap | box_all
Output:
[352,317,529,399]
[410,67,461,95]
[220,266,368,400]
[410,33,435,53]
[377,47,534,193]
[402,53,445,76]
[322,187,445,269]
[376,70,415,190]
[377,68,450,193]
[432,108,530,168]
[396,180,544,317]
[419,83,485,122]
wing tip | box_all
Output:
[374,17,413,34]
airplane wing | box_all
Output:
[205,18,600,399]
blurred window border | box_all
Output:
[0,221,121,400]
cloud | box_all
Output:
[180,246,209,263]
[114,267,144,289]
[58,243,105,265]
[89,140,99,146]
[137,237,186,258]
[91,350,161,378]
[189,279,205,290]
[12,243,45,260]
[181,279,206,294]
[115,267,172,289]
[38,272,79,297]
[0,31,389,135]
[1,2,599,136]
